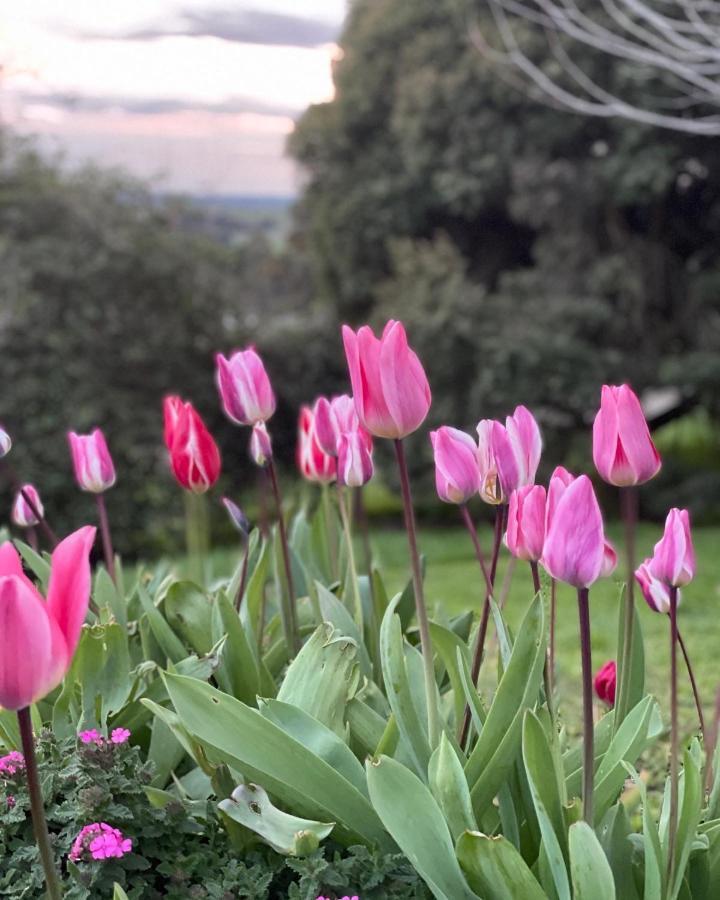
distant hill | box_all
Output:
[160,193,295,247]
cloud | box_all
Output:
[13,90,301,119]
[76,6,339,49]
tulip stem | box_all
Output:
[235,536,251,612]
[531,562,555,723]
[677,626,705,734]
[356,486,374,578]
[394,438,440,748]
[616,485,638,726]
[95,493,117,584]
[458,506,503,750]
[267,458,299,657]
[668,586,679,885]
[337,484,363,628]
[550,578,557,702]
[17,707,62,900]
[577,587,594,823]
[321,483,338,580]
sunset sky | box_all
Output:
[0,2,346,195]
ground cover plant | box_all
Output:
[1,319,718,899]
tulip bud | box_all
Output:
[163,396,221,494]
[249,422,273,468]
[635,559,679,614]
[430,427,480,505]
[649,507,695,587]
[68,428,116,493]
[12,484,43,528]
[337,430,373,487]
[221,497,250,537]
[0,526,95,709]
[314,395,365,457]
[342,320,431,439]
[541,474,605,588]
[215,347,276,426]
[592,384,661,486]
[0,426,11,458]
[594,660,616,705]
[297,406,336,484]
[505,405,542,488]
[476,420,517,504]
[506,484,546,562]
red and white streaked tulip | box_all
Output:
[342,320,431,439]
[68,429,116,493]
[542,472,606,588]
[592,384,661,487]
[430,426,480,505]
[12,485,43,528]
[297,405,336,484]
[635,558,680,613]
[649,507,695,587]
[215,347,276,426]
[163,396,221,494]
[0,526,95,709]
[506,484,546,562]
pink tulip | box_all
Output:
[601,539,618,578]
[314,395,370,457]
[592,385,661,486]
[635,558,679,613]
[476,420,517,504]
[342,320,431,439]
[12,485,43,528]
[163,396,221,494]
[297,406,336,484]
[542,474,605,588]
[506,485,546,561]
[68,429,116,493]
[430,427,480,505]
[0,426,11,458]
[649,508,695,587]
[594,660,616,705]
[337,431,374,487]
[505,405,542,487]
[215,348,276,426]
[0,526,95,709]
[249,422,272,468]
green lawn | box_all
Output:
[373,523,719,737]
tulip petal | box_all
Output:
[616,386,661,483]
[378,322,431,438]
[542,475,604,588]
[46,526,96,658]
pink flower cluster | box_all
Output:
[79,727,131,746]
[0,750,25,778]
[69,822,132,862]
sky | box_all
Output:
[0,1,346,195]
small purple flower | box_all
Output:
[79,729,102,745]
[0,751,25,778]
[110,728,131,745]
[69,823,132,862]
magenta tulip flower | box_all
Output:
[594,660,616,705]
[649,507,695,587]
[635,558,678,613]
[542,474,605,588]
[430,426,480,504]
[506,484,546,562]
[476,420,516,504]
[342,320,431,439]
[0,526,96,710]
[249,422,273,468]
[68,429,116,493]
[297,405,336,484]
[215,347,276,426]
[506,405,542,487]
[0,425,11,458]
[314,395,368,457]
[592,384,661,486]
[12,484,43,528]
[163,396,221,494]
[337,430,373,487]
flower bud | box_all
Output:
[592,384,661,486]
[216,348,276,426]
[68,428,116,493]
[506,485,546,562]
[222,497,250,537]
[337,431,373,487]
[649,508,695,587]
[594,660,616,705]
[0,426,11,458]
[11,484,43,528]
[249,422,273,468]
[163,396,221,494]
[430,426,480,505]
